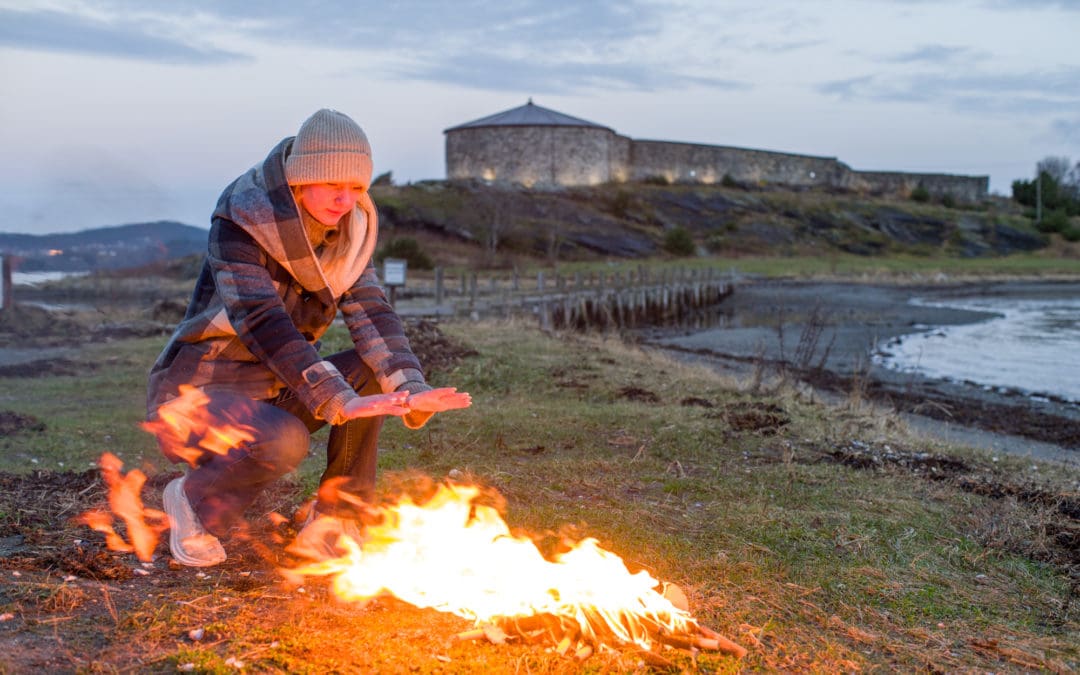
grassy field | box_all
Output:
[1,318,1077,672]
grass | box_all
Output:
[1,318,1077,672]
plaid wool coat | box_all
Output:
[147,137,426,424]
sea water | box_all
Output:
[875,296,1080,403]
[12,270,88,286]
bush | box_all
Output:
[609,189,635,219]
[1036,209,1070,234]
[941,194,956,208]
[662,226,696,256]
[721,174,739,188]
[642,175,671,186]
[375,237,433,270]
[1062,225,1080,242]
[910,185,930,203]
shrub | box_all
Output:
[662,226,696,256]
[1062,225,1080,242]
[704,233,728,253]
[941,194,956,209]
[910,185,930,203]
[642,174,671,186]
[721,174,739,188]
[1036,209,1070,234]
[375,237,433,270]
[609,189,635,219]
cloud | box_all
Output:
[392,51,749,94]
[979,0,1080,10]
[884,44,973,64]
[0,1,743,94]
[817,66,1080,116]
[71,0,660,53]
[745,39,825,54]
[1050,118,1080,145]
[0,7,249,64]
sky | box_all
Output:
[1,0,1078,235]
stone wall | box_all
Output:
[842,170,988,202]
[445,127,988,201]
[629,140,843,187]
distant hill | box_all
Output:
[372,180,1046,263]
[0,221,208,272]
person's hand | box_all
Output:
[340,391,409,420]
[405,387,472,413]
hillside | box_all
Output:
[0,184,1051,274]
[372,180,1047,267]
[0,221,207,272]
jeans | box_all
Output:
[176,350,384,536]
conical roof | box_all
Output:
[444,99,613,133]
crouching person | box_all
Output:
[147,109,470,567]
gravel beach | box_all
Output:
[644,278,1080,465]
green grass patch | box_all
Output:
[1,320,1076,672]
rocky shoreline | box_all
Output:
[643,278,1080,465]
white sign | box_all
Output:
[383,258,407,286]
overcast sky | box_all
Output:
[1,0,1078,234]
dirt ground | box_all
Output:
[1,292,1078,671]
[0,314,488,672]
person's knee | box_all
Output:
[254,413,310,472]
[276,417,311,469]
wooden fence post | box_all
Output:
[0,255,12,314]
[434,267,444,305]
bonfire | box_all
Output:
[81,385,747,665]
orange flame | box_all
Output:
[140,385,256,467]
[286,482,706,652]
[77,452,168,561]
[82,387,257,559]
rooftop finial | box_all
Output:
[527,97,533,105]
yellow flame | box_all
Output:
[287,483,699,650]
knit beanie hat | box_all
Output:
[285,109,373,187]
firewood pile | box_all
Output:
[454,596,746,666]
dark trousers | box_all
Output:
[179,350,383,536]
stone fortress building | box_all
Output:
[444,100,988,202]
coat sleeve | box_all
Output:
[209,220,357,421]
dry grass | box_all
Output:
[0,318,1077,672]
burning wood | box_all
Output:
[285,482,746,662]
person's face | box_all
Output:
[297,182,365,226]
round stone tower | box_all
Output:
[444,100,630,187]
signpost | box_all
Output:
[383,257,407,307]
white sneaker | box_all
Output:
[287,511,362,561]
[163,476,227,567]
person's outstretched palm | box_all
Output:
[406,387,472,413]
[341,391,410,420]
